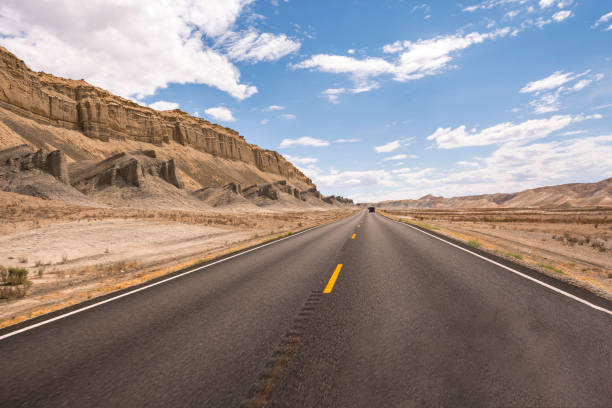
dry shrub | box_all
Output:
[0,266,32,299]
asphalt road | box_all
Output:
[1,211,610,407]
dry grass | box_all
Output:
[0,190,351,235]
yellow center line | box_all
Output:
[351,233,356,239]
[357,224,360,228]
[323,264,343,294]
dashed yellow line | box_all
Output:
[323,264,343,294]
[351,233,356,239]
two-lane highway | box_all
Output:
[1,210,610,407]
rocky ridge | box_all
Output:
[0,46,312,188]
[365,178,612,209]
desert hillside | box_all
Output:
[367,178,612,209]
[0,46,352,210]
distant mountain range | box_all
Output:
[365,178,612,209]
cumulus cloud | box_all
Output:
[313,170,397,189]
[374,140,401,153]
[282,113,296,120]
[293,28,511,92]
[148,101,180,111]
[204,106,236,122]
[357,134,612,202]
[427,114,601,149]
[0,0,301,101]
[220,29,301,63]
[279,137,330,148]
[335,138,360,143]
[283,155,318,165]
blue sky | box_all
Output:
[1,0,611,201]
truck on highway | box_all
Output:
[368,206,375,213]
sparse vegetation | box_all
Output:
[0,266,32,299]
[538,263,564,275]
[467,240,482,248]
[505,252,523,260]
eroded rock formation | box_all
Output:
[0,46,313,188]
[0,144,70,183]
[71,151,184,191]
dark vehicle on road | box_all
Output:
[368,206,375,213]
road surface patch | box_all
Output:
[386,216,612,316]
[243,290,323,407]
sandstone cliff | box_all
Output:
[0,46,313,188]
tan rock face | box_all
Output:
[0,46,313,188]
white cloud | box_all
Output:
[282,113,296,120]
[260,119,269,125]
[266,105,285,111]
[347,49,356,54]
[552,10,572,22]
[519,70,580,94]
[571,79,592,92]
[457,161,479,167]
[520,70,602,114]
[374,140,401,153]
[529,91,562,114]
[148,100,180,111]
[593,11,612,30]
[283,155,319,165]
[204,106,236,122]
[321,83,379,103]
[392,167,412,174]
[463,0,526,12]
[279,137,330,148]
[335,138,360,143]
[313,170,397,189]
[357,134,612,202]
[427,114,600,149]
[561,130,587,136]
[220,29,301,63]
[293,28,511,92]
[0,0,276,100]
[539,0,556,8]
[383,154,409,161]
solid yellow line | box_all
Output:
[351,233,356,239]
[323,264,343,293]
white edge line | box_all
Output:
[0,214,358,341]
[385,216,612,316]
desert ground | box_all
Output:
[0,190,356,327]
[380,208,612,299]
